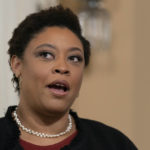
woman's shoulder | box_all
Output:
[70,111,137,149]
[0,116,9,144]
[80,117,137,149]
[71,111,128,137]
[0,106,18,134]
[0,116,7,126]
[80,117,127,137]
[0,107,12,126]
[80,117,121,132]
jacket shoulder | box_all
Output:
[79,118,138,150]
[0,117,7,127]
[0,117,9,135]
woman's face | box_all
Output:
[14,27,85,115]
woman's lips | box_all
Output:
[46,80,70,97]
[49,88,69,97]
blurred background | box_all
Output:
[0,0,150,149]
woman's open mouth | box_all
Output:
[47,80,70,97]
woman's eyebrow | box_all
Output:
[35,43,83,53]
[35,43,57,50]
[69,47,83,53]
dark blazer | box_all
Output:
[0,106,137,150]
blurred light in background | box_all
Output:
[37,0,111,51]
[37,0,59,10]
[78,0,111,51]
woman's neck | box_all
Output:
[17,103,70,135]
[14,103,76,146]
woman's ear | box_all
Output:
[10,55,22,78]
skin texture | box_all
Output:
[11,26,85,145]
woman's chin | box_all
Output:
[39,104,70,116]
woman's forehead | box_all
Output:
[26,26,84,51]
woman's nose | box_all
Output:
[54,68,70,75]
[52,59,70,75]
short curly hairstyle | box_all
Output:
[8,5,91,93]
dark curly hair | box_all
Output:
[8,5,91,93]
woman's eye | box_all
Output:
[69,55,83,63]
[38,51,54,60]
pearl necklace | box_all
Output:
[13,109,72,138]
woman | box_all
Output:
[0,5,137,150]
